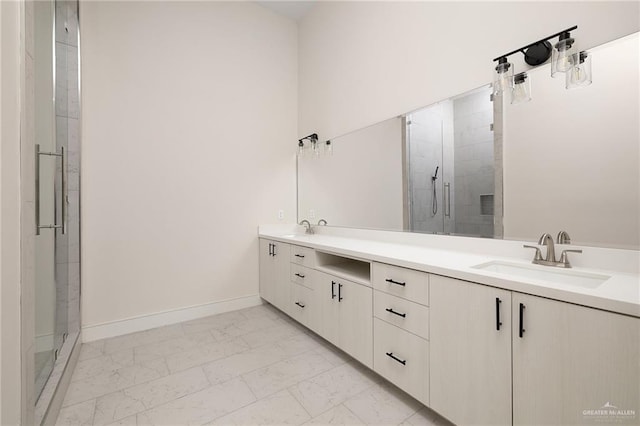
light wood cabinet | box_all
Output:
[512,293,640,425]
[430,275,513,426]
[317,271,373,367]
[258,239,290,314]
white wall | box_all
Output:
[298,118,403,230]
[80,2,297,328]
[503,34,639,249]
[298,1,640,140]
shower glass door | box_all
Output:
[34,0,69,400]
[406,86,495,237]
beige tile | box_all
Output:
[123,366,209,410]
[78,341,106,362]
[313,344,351,367]
[133,331,216,364]
[289,362,378,417]
[242,351,334,399]
[343,383,422,425]
[210,389,310,425]
[304,404,364,425]
[164,337,249,373]
[71,349,134,382]
[241,322,302,349]
[202,342,288,385]
[63,359,169,406]
[399,407,454,426]
[276,332,322,357]
[92,391,145,426]
[136,377,255,425]
[55,399,96,426]
[103,324,184,354]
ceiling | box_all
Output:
[256,1,316,22]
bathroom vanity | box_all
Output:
[258,226,639,426]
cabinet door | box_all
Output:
[513,294,640,425]
[430,275,512,426]
[271,241,290,314]
[317,271,340,346]
[259,239,276,305]
[338,279,373,368]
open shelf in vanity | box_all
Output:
[315,251,371,286]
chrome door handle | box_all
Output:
[36,144,66,235]
[444,182,451,218]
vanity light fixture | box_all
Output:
[493,25,590,103]
[298,134,334,158]
[511,72,531,104]
[297,133,318,157]
[566,51,592,89]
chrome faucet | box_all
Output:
[523,231,582,268]
[317,219,328,226]
[299,220,314,234]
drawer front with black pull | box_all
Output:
[290,283,318,332]
[374,290,429,340]
[290,245,315,268]
[372,262,429,305]
[373,318,429,405]
[291,264,314,289]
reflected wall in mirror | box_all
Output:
[297,32,639,249]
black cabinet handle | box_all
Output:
[385,278,406,287]
[496,298,502,331]
[385,352,406,365]
[331,281,336,299]
[268,243,273,256]
[294,273,305,279]
[295,302,305,308]
[385,308,407,318]
[519,303,525,338]
[294,254,305,258]
[272,244,277,256]
[338,283,343,301]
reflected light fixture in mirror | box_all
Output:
[298,133,333,157]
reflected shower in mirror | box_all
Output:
[406,85,497,237]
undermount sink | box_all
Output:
[472,261,611,289]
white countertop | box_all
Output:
[259,226,640,318]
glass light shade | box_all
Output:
[566,51,592,89]
[551,34,576,77]
[493,58,513,95]
[511,72,531,104]
[298,141,305,156]
[324,140,333,156]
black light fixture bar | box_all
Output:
[298,133,318,144]
[493,25,577,62]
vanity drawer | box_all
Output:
[374,290,429,340]
[290,283,319,333]
[291,264,314,289]
[374,318,429,405]
[372,262,429,305]
[290,245,315,268]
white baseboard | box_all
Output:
[82,294,263,342]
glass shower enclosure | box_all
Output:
[406,85,496,237]
[34,0,81,404]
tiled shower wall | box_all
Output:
[408,102,455,234]
[452,87,494,237]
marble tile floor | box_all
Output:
[56,304,452,426]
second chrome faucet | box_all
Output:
[524,231,582,268]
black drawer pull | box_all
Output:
[268,243,273,256]
[385,308,406,318]
[519,303,526,338]
[294,254,305,258]
[294,273,305,279]
[331,281,336,299]
[385,278,406,287]
[295,302,305,308]
[496,298,502,331]
[338,283,343,301]
[385,352,406,365]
